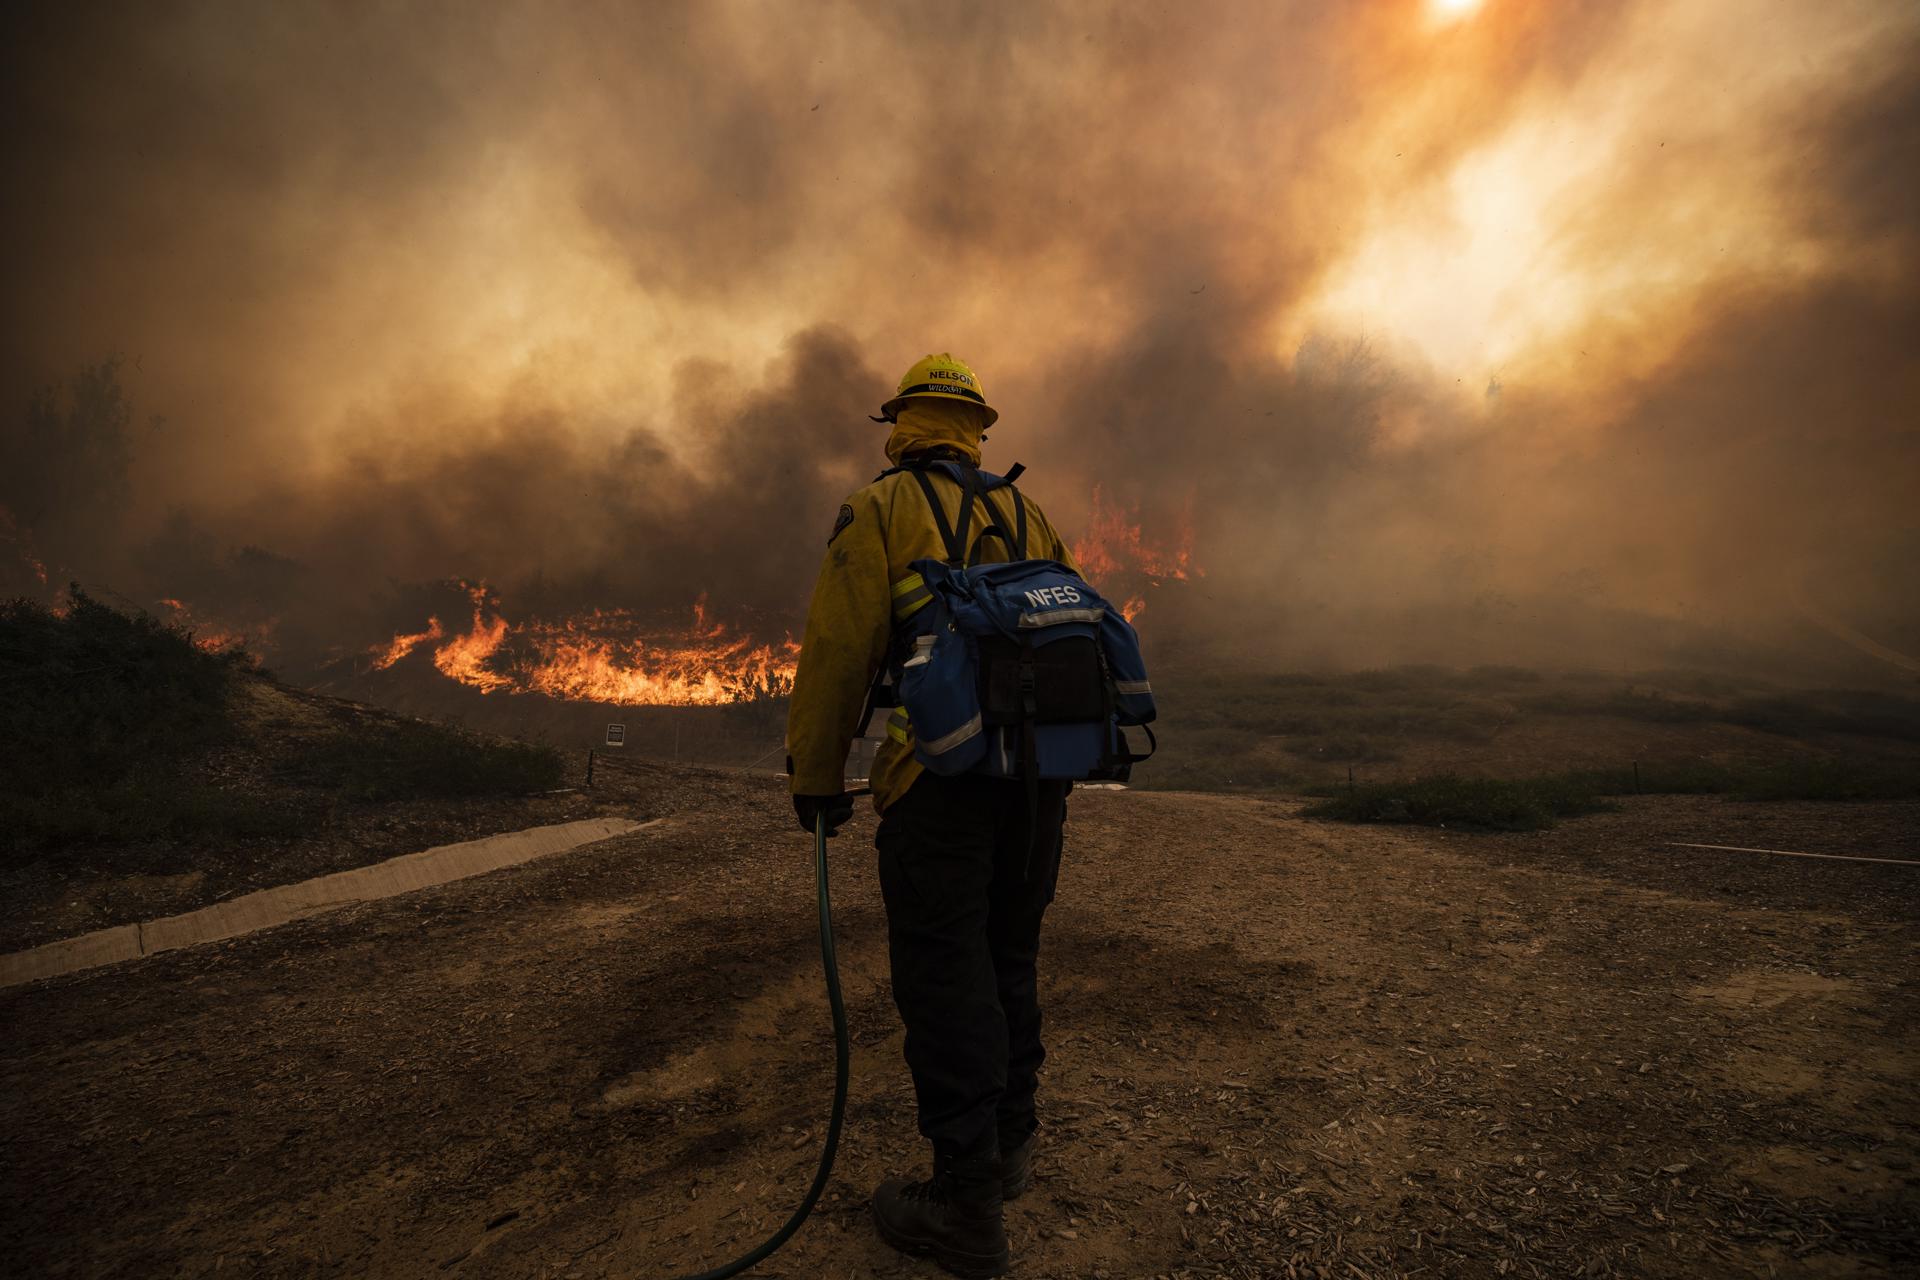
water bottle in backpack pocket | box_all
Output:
[891,600,990,774]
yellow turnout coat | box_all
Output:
[786,402,1079,813]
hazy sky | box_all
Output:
[4,0,1915,673]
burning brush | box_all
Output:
[368,583,798,707]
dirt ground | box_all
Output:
[2,762,1915,1279]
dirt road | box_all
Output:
[3,765,1915,1278]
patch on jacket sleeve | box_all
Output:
[828,503,855,545]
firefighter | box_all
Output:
[786,354,1079,1278]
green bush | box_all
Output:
[0,589,275,854]
[1,588,247,794]
[2,589,565,857]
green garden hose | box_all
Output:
[671,807,851,1279]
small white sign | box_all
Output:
[604,723,626,747]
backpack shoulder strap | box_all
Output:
[967,486,1029,565]
[907,463,983,568]
[996,463,1029,558]
[897,457,1030,567]
[958,461,1031,565]
[908,468,963,566]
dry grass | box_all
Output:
[1134,663,1920,796]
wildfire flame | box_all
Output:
[371,584,798,706]
[370,617,446,669]
[522,604,799,706]
[1071,487,1200,625]
[1072,486,1197,584]
[157,597,273,653]
[430,583,512,692]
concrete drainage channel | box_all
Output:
[0,816,653,989]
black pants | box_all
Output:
[876,772,1068,1161]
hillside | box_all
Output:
[0,593,603,952]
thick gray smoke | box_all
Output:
[3,0,1915,687]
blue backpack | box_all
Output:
[864,458,1157,799]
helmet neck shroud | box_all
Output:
[885,400,987,468]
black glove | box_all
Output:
[793,792,855,838]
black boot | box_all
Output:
[873,1150,1010,1279]
[998,1132,1035,1200]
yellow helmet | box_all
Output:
[878,353,999,428]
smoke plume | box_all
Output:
[3,0,1916,693]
